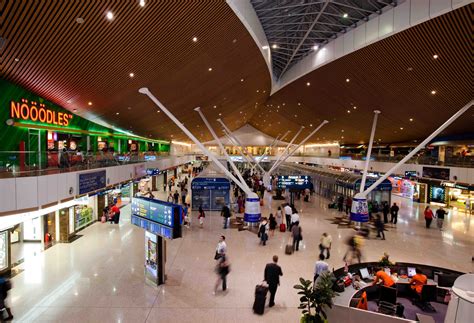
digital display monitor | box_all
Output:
[399,267,407,276]
[407,267,416,277]
[277,175,311,189]
[359,268,369,279]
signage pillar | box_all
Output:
[144,231,165,286]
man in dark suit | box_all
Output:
[264,255,283,307]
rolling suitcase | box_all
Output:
[285,244,293,255]
[279,223,286,232]
[253,284,268,315]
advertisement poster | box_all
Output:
[350,198,369,222]
[145,231,158,283]
[0,231,8,271]
[430,186,446,203]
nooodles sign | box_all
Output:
[10,98,73,126]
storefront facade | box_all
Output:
[0,79,170,170]
[443,182,474,213]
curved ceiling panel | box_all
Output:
[249,4,473,145]
[1,0,271,142]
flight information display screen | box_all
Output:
[277,175,311,189]
[131,197,175,227]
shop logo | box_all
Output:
[10,99,73,126]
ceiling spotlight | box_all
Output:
[342,13,348,18]
[353,106,357,110]
[431,90,437,95]
[219,113,222,116]
[400,127,404,130]
[208,67,212,71]
[213,105,217,109]
[76,17,84,24]
[88,101,92,106]
[116,112,120,115]
[312,45,319,51]
[347,110,351,113]
[345,78,350,82]
[271,44,278,49]
[409,118,413,122]
[129,72,134,78]
[139,0,145,7]
[106,11,114,20]
[433,54,438,59]
[157,110,160,113]
[128,106,132,110]
[240,78,244,82]
[192,36,197,42]
[309,124,313,127]
[306,82,310,86]
[14,58,19,62]
[298,102,301,106]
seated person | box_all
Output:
[372,267,395,288]
[409,267,427,297]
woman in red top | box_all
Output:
[424,206,434,228]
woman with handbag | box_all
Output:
[214,252,230,293]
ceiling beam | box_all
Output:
[277,0,330,79]
[254,1,326,13]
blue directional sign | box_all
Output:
[191,177,230,190]
[78,170,106,195]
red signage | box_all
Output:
[10,98,73,126]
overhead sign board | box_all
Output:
[277,175,311,189]
[78,170,106,195]
[191,177,231,191]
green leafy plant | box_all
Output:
[378,252,395,268]
[294,273,338,323]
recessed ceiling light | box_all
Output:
[272,44,278,49]
[219,113,222,116]
[306,82,310,86]
[347,110,351,113]
[298,102,301,106]
[345,78,350,82]
[139,0,145,7]
[407,67,413,71]
[312,45,319,51]
[240,78,244,82]
[256,90,260,93]
[208,67,212,71]
[128,106,132,110]
[76,17,84,24]
[294,115,298,117]
[341,136,344,139]
[129,72,134,78]
[213,105,216,109]
[342,13,348,18]
[106,11,114,21]
[341,129,344,132]
[353,106,357,110]
[88,101,92,106]
[433,54,438,59]
[309,124,313,127]
[400,127,404,130]
[409,118,413,122]
[157,110,160,113]
[431,90,437,95]
[14,58,19,62]
[192,36,197,42]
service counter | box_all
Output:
[332,262,465,322]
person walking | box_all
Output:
[198,205,205,228]
[291,223,302,252]
[284,203,292,231]
[435,206,447,230]
[345,196,352,215]
[275,206,283,225]
[424,206,434,228]
[221,205,231,229]
[173,190,180,204]
[314,254,329,284]
[390,202,399,224]
[269,214,277,237]
[382,202,390,224]
[215,235,227,259]
[337,195,344,212]
[375,214,385,240]
[258,218,269,245]
[290,207,300,230]
[264,255,283,307]
[214,252,230,293]
[319,232,332,259]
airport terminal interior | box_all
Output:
[0,1,473,323]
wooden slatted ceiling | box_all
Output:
[249,4,473,144]
[1,0,271,141]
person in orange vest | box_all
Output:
[372,267,395,288]
[409,268,427,297]
[356,291,368,310]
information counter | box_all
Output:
[332,262,465,322]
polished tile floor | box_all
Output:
[9,180,474,322]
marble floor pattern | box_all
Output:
[8,180,474,322]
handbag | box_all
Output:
[214,251,222,260]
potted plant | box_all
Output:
[294,273,338,323]
[378,252,395,268]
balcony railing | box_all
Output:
[0,151,171,178]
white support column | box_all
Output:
[271,121,328,173]
[360,110,380,193]
[217,119,266,173]
[138,88,251,195]
[195,107,251,195]
[267,126,304,175]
